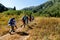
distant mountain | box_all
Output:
[0,3,16,12]
[22,0,60,17]
[0,3,8,12]
[22,1,53,13]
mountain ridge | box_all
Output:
[0,3,16,12]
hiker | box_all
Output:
[8,18,17,34]
[26,15,29,24]
[31,16,34,20]
[22,15,28,27]
[29,14,34,22]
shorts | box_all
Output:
[9,24,16,27]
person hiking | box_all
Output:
[22,15,28,27]
[29,14,34,22]
[8,18,17,34]
[31,16,34,20]
[26,15,28,24]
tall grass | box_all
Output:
[0,12,60,40]
[27,17,60,40]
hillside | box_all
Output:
[0,16,60,40]
[0,3,16,12]
[23,1,53,12]
[0,0,60,17]
[22,0,60,17]
[0,3,8,12]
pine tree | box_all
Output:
[13,6,16,10]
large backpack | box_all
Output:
[8,18,15,24]
[31,16,34,20]
[22,16,27,21]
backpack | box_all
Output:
[31,16,34,20]
[22,16,27,21]
[8,18,15,24]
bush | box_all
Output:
[3,10,22,15]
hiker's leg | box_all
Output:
[9,26,12,34]
[15,25,17,29]
[25,20,27,24]
[9,28,12,34]
[24,24,25,28]
[10,26,13,32]
[27,19,28,24]
[11,26,15,32]
[30,18,31,22]
[24,21,26,28]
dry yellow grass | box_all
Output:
[27,17,60,40]
[0,14,60,40]
[0,14,21,36]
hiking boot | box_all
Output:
[13,30,15,32]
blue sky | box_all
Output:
[0,0,48,10]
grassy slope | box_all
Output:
[27,17,60,40]
[0,14,60,40]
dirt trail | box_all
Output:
[0,17,37,40]
[0,27,30,40]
